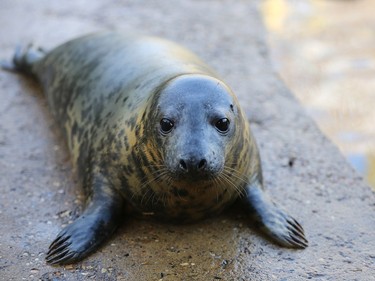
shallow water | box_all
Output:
[261,0,375,189]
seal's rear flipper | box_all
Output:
[1,44,46,76]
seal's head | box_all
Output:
[156,75,237,181]
[133,74,253,220]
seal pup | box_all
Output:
[4,32,308,265]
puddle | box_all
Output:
[261,0,375,189]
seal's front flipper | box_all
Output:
[1,44,46,75]
[243,182,308,248]
[45,190,124,265]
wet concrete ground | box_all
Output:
[0,1,374,280]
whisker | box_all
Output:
[138,166,168,185]
[220,171,246,198]
[213,176,228,203]
[139,169,170,206]
[223,166,249,185]
[139,169,169,189]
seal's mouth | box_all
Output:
[173,172,217,183]
[169,166,223,184]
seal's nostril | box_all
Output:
[179,159,188,171]
[198,159,207,170]
[179,158,207,172]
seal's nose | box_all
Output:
[179,158,207,173]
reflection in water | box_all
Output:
[261,0,375,189]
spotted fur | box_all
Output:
[6,32,307,265]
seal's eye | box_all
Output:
[215,118,230,133]
[160,118,174,133]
